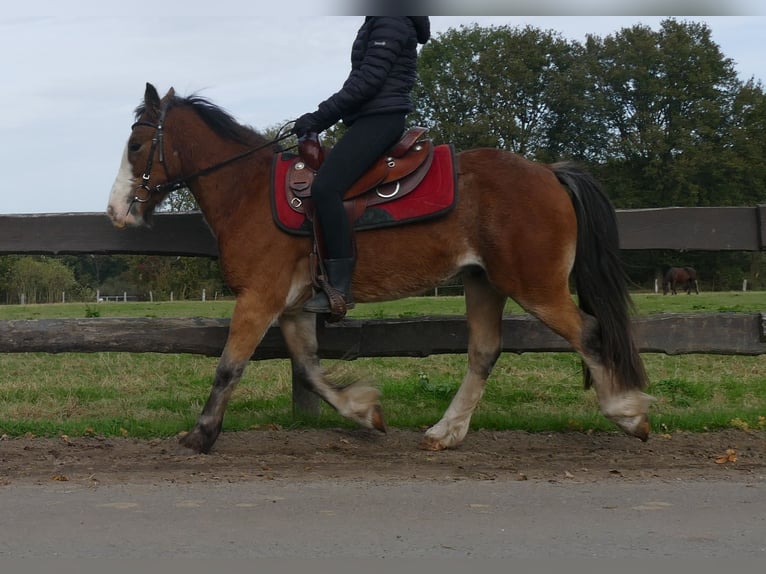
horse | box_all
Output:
[663,267,700,295]
[106,83,652,454]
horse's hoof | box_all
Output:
[371,404,387,433]
[614,414,651,442]
[634,417,651,442]
[178,429,214,454]
[174,442,204,457]
[419,436,447,451]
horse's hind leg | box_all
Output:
[518,289,651,440]
[421,269,507,451]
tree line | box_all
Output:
[1,19,764,303]
[411,19,766,291]
[0,254,227,304]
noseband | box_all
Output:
[128,101,294,210]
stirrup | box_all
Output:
[303,281,353,321]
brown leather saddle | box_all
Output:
[285,126,434,224]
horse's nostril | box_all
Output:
[107,205,114,217]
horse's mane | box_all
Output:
[134,93,270,148]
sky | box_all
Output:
[1,0,764,215]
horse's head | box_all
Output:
[107,83,180,228]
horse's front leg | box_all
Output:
[279,310,386,431]
[179,293,277,454]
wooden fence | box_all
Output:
[1,208,765,410]
[2,206,765,256]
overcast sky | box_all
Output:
[1,0,764,214]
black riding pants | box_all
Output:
[311,112,406,259]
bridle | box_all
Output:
[130,100,177,205]
[128,100,294,210]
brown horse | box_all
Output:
[663,267,700,295]
[106,84,652,454]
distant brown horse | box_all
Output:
[106,84,651,454]
[663,267,700,295]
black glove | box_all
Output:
[293,112,320,138]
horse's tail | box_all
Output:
[551,162,648,391]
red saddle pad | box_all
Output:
[271,144,457,235]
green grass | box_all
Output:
[1,290,763,320]
[0,300,237,320]
[628,290,766,314]
[0,292,765,438]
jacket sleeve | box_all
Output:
[310,17,411,130]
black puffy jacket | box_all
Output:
[309,16,430,130]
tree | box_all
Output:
[159,187,198,213]
[0,256,20,303]
[720,79,766,206]
[5,257,76,303]
[583,19,741,207]
[412,24,582,157]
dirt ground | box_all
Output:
[1,428,764,486]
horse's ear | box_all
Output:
[144,82,162,118]
[166,87,176,99]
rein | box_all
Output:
[130,102,294,207]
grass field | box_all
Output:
[0,290,762,319]
[1,291,765,438]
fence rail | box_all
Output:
[1,206,765,256]
[1,313,765,357]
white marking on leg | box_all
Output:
[584,359,653,436]
[303,367,381,429]
[332,381,382,427]
[425,369,486,449]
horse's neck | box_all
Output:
[176,129,271,237]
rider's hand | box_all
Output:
[293,113,320,138]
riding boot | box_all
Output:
[303,257,356,315]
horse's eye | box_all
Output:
[128,142,142,153]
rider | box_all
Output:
[293,16,431,314]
